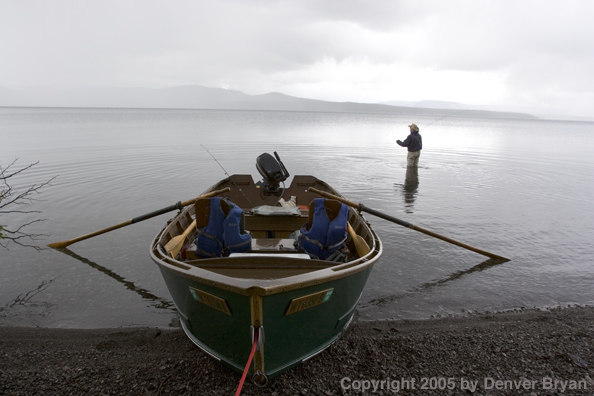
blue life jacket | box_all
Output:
[223,200,252,254]
[299,198,349,260]
[195,197,226,258]
[195,198,252,258]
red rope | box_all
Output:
[234,330,259,396]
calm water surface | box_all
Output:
[1,107,593,328]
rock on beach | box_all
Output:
[1,307,594,395]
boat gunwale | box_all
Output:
[149,175,383,296]
[150,233,382,297]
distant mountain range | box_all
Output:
[381,99,476,110]
[0,84,539,120]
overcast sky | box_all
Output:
[1,0,593,117]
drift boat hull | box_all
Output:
[150,173,382,381]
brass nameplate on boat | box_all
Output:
[285,289,334,315]
[189,287,231,315]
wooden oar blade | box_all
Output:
[165,219,197,258]
[409,224,510,262]
[164,236,184,256]
[347,222,370,257]
[47,220,133,249]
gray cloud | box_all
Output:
[1,0,593,117]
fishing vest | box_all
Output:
[195,197,252,258]
[299,198,349,260]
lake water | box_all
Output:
[1,107,593,328]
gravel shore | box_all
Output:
[1,307,593,395]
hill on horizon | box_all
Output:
[0,84,538,120]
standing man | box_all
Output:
[396,123,422,167]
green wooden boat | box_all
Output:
[150,153,382,383]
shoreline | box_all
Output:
[2,307,594,395]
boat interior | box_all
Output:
[153,153,378,280]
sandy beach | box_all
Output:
[1,307,593,395]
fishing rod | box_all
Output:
[200,145,255,208]
[421,109,470,130]
[201,144,232,178]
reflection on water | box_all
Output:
[360,257,508,309]
[402,166,419,213]
[58,248,175,311]
[2,107,594,327]
[0,277,60,320]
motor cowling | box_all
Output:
[256,152,289,195]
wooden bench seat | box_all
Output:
[244,214,308,238]
[251,238,298,252]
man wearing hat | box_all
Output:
[396,123,423,167]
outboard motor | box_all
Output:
[256,152,290,195]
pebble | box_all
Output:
[1,307,594,395]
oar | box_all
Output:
[347,222,371,257]
[309,187,509,261]
[47,187,230,249]
[164,219,197,259]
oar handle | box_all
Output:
[357,204,412,228]
[48,187,230,249]
[307,187,361,210]
[308,187,509,261]
[131,202,184,224]
[179,187,230,207]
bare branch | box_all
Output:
[1,159,37,176]
[0,160,56,251]
[0,175,56,211]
